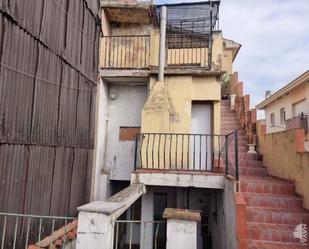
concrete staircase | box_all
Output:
[221,100,309,249]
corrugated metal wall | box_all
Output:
[0,0,100,217]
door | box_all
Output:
[191,103,212,170]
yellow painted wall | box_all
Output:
[142,75,221,133]
[140,75,221,169]
[257,122,309,209]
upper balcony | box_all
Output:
[99,1,225,80]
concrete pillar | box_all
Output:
[76,209,114,249]
[140,188,154,249]
[76,184,146,249]
[163,208,201,249]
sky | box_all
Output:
[156,0,309,117]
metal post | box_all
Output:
[134,134,138,171]
[225,135,228,175]
[208,1,213,70]
[158,6,167,81]
[235,129,239,181]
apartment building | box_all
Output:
[91,1,243,249]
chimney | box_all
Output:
[265,90,271,99]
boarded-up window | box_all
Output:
[119,127,140,141]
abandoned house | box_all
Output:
[0,0,309,249]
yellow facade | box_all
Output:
[99,6,240,170]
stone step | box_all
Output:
[238,160,263,168]
[247,239,307,249]
[247,222,301,243]
[241,178,295,195]
[239,166,267,177]
[246,206,309,225]
[243,193,303,211]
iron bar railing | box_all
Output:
[113,220,166,249]
[101,35,150,69]
[134,130,239,180]
[0,212,76,249]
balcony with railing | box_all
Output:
[286,113,308,134]
[131,131,239,188]
[101,35,151,69]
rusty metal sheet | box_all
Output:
[0,0,99,222]
[84,0,100,17]
[40,0,68,55]
[23,146,55,215]
[65,0,83,69]
[0,145,28,213]
[0,19,38,144]
[69,148,89,216]
[49,147,74,216]
[57,64,79,147]
[75,76,92,148]
[30,45,62,146]
[85,149,94,202]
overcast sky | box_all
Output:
[156,0,309,116]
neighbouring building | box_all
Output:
[256,70,309,151]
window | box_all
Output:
[280,108,286,124]
[270,113,275,127]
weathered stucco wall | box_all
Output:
[142,75,221,134]
[257,123,309,209]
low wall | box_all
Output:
[257,122,309,209]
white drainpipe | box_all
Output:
[158,5,167,82]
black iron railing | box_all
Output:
[101,35,150,69]
[134,130,239,180]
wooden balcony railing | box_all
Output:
[101,35,150,69]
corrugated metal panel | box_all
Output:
[31,45,62,146]
[0,144,28,213]
[69,148,89,216]
[0,18,38,144]
[23,146,55,215]
[85,149,94,202]
[84,0,100,17]
[76,76,92,147]
[65,0,83,69]
[81,8,97,82]
[49,147,74,216]
[57,64,79,147]
[0,0,99,221]
[40,0,68,55]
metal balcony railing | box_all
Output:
[286,113,308,134]
[113,220,165,249]
[166,33,210,68]
[134,130,239,181]
[0,212,76,249]
[101,35,150,69]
